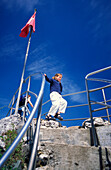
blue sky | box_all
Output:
[0,0,111,127]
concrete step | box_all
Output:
[38,143,111,170]
[39,127,91,146]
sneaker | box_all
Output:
[54,113,58,118]
[45,116,49,120]
[45,115,56,121]
[26,112,28,116]
[54,114,63,121]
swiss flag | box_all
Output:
[19,11,36,38]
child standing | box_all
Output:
[19,94,33,120]
[44,73,67,120]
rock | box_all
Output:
[12,160,21,170]
[40,119,62,128]
[0,140,5,149]
[39,154,49,160]
[0,114,22,152]
[36,145,54,168]
[0,114,21,135]
[82,117,110,129]
[36,165,53,170]
[0,145,5,152]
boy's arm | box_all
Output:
[28,100,33,108]
[27,97,33,108]
[44,74,53,83]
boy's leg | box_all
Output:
[48,92,60,117]
[21,106,25,120]
[58,97,67,114]
[54,96,67,120]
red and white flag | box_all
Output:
[19,11,36,38]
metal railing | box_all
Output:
[42,88,111,123]
[41,66,111,147]
[0,73,45,169]
[7,73,40,118]
[1,66,111,169]
[85,66,111,146]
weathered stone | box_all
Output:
[40,119,62,129]
[12,160,21,170]
[39,143,111,170]
[35,165,53,170]
[96,125,111,146]
[0,114,21,135]
[82,117,110,129]
[39,127,91,146]
[0,114,21,150]
[39,154,49,160]
[1,115,111,170]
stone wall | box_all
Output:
[0,116,111,170]
[96,125,111,146]
[0,114,21,149]
[36,123,111,170]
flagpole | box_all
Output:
[15,26,33,115]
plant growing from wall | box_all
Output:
[0,124,25,169]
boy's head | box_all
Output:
[28,95,31,98]
[53,73,62,82]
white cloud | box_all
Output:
[0,98,9,106]
[0,34,23,60]
[86,0,111,43]
[28,55,64,75]
[1,0,48,12]
[27,42,65,75]
[63,77,87,103]
[27,42,86,103]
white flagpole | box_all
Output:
[15,26,33,115]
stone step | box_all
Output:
[39,126,91,146]
[38,143,111,170]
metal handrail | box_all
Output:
[89,84,111,93]
[8,73,40,109]
[61,115,111,122]
[85,66,111,79]
[85,66,111,147]
[42,91,111,118]
[0,74,45,169]
[28,74,45,170]
[42,90,87,106]
[41,67,111,148]
[86,78,111,84]
[6,72,41,119]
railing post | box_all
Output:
[102,89,110,122]
[10,95,15,115]
[0,73,45,168]
[85,66,111,147]
[85,79,98,147]
[28,75,45,170]
[23,77,31,126]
